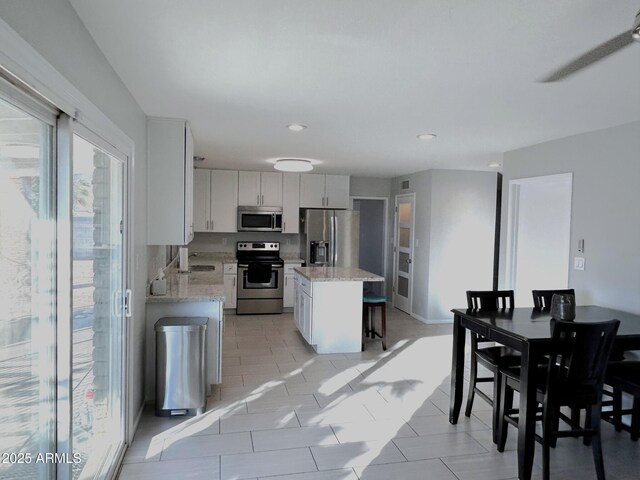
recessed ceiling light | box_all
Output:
[417,133,437,141]
[488,161,502,168]
[273,159,313,172]
[287,124,307,132]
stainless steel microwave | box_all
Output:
[237,206,283,232]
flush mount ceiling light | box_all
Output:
[273,158,313,172]
[417,133,437,141]
[287,124,307,132]
[488,161,502,168]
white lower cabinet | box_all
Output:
[293,272,313,344]
[223,263,237,309]
[284,263,302,308]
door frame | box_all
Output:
[505,172,573,291]
[393,193,416,313]
[350,196,389,292]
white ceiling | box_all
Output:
[69,0,640,177]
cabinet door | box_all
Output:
[325,174,350,209]
[238,171,261,206]
[223,274,237,309]
[211,170,238,232]
[184,123,194,243]
[282,173,300,233]
[283,274,294,308]
[147,117,189,245]
[293,277,301,332]
[193,169,211,232]
[260,172,283,206]
[301,291,312,343]
[300,174,325,208]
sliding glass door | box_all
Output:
[0,83,128,480]
[71,131,126,479]
[0,90,56,479]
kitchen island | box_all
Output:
[293,266,384,353]
[146,269,225,401]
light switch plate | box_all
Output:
[574,256,585,271]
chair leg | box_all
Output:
[584,407,592,446]
[542,403,557,480]
[497,374,512,453]
[612,389,622,432]
[631,397,640,441]
[589,403,606,480]
[381,303,387,351]
[465,334,478,417]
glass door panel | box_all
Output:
[0,95,55,479]
[71,134,125,479]
[394,195,414,313]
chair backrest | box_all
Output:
[546,319,620,403]
[532,289,576,309]
[466,290,514,311]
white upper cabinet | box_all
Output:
[193,169,211,232]
[194,169,238,232]
[282,173,300,234]
[324,174,350,208]
[238,171,283,207]
[300,174,349,209]
[147,117,194,245]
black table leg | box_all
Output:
[518,342,538,480]
[449,313,466,424]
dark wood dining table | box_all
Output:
[448,305,640,480]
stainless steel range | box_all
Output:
[236,242,284,315]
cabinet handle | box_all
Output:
[261,194,264,205]
[283,221,286,232]
[211,220,214,231]
[257,194,260,205]
[233,276,236,287]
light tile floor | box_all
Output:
[118,309,640,480]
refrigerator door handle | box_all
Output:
[332,212,338,266]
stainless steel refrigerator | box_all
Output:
[300,209,360,267]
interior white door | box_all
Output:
[506,173,573,306]
[393,194,414,313]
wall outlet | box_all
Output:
[574,256,585,271]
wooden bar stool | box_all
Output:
[362,294,386,350]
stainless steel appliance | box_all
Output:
[300,209,360,267]
[236,242,284,314]
[237,206,283,232]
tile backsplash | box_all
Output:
[188,232,301,255]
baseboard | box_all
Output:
[410,312,453,325]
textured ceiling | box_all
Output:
[69,0,640,177]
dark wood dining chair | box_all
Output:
[532,288,576,309]
[603,361,640,441]
[496,318,620,480]
[464,290,518,441]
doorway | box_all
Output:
[352,197,387,296]
[505,173,573,306]
[393,194,415,313]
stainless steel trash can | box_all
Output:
[155,317,208,416]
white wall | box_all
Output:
[500,121,640,314]
[0,0,151,433]
[391,170,498,322]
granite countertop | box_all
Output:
[294,266,384,282]
[146,268,225,303]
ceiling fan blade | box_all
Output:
[540,30,634,82]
